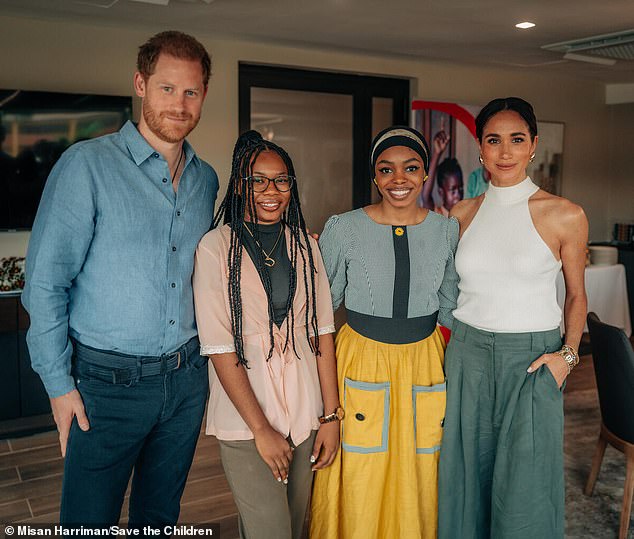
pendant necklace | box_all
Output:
[243,222,284,267]
[171,147,185,184]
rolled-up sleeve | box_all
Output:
[22,147,96,398]
[193,231,236,356]
[318,215,348,311]
[309,236,335,336]
[438,217,460,329]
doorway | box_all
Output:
[239,64,410,232]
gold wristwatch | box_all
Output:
[319,406,345,424]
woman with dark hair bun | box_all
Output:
[438,97,588,539]
[311,126,459,538]
[193,131,340,539]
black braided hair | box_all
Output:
[213,130,321,367]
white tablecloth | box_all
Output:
[556,264,632,337]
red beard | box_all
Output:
[142,105,199,144]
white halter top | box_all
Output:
[453,177,562,333]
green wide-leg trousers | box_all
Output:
[438,320,565,539]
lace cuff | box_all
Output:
[311,324,336,337]
[200,344,236,356]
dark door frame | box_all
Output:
[239,63,410,208]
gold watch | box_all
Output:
[319,406,345,424]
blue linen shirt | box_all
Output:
[22,121,218,398]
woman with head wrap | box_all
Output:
[310,126,459,538]
[193,131,340,539]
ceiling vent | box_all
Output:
[129,0,215,4]
[76,0,214,6]
[74,0,119,6]
[542,29,634,62]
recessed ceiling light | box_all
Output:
[516,22,536,29]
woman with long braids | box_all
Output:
[310,126,459,539]
[438,97,587,538]
[193,131,340,539]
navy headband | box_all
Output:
[370,126,430,174]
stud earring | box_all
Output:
[479,155,484,165]
[423,175,429,182]
[373,178,378,186]
[529,153,536,163]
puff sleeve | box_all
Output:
[309,235,336,336]
[438,216,460,329]
[318,215,348,311]
[193,229,236,355]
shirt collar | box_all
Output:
[120,120,199,168]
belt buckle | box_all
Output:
[176,351,181,369]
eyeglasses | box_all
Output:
[243,175,295,192]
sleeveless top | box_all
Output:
[453,177,562,333]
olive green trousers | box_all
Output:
[438,319,564,539]
[219,431,316,539]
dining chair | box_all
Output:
[585,311,634,539]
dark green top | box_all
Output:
[242,221,291,327]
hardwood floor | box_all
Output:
[0,425,240,537]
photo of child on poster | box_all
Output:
[412,101,484,215]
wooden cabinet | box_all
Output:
[0,294,50,421]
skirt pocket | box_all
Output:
[342,377,390,454]
[412,382,446,454]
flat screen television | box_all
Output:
[0,89,132,230]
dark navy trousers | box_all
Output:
[60,341,209,527]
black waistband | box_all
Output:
[71,337,199,383]
[346,310,438,344]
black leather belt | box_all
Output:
[72,336,199,384]
[346,310,438,344]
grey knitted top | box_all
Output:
[318,208,459,328]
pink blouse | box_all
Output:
[193,224,336,445]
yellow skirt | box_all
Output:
[310,324,447,539]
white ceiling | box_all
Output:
[1,0,634,83]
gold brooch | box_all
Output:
[394,227,404,236]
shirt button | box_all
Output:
[169,320,175,326]
[153,152,160,158]
[171,283,176,288]
[176,211,181,216]
[355,413,365,421]
[162,178,168,183]
[172,246,177,252]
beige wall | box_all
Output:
[0,14,626,258]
